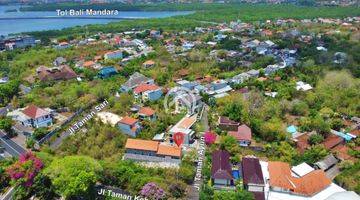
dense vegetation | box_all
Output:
[0,2,359,199]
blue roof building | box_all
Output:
[98,67,117,79]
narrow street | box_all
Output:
[187,105,209,200]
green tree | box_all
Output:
[200,184,214,200]
[311,115,330,136]
[44,156,102,198]
[0,117,13,133]
[178,163,195,184]
[33,127,48,140]
[213,190,254,200]
[33,173,58,200]
[260,118,286,142]
[301,145,328,164]
[266,142,299,164]
[308,134,324,145]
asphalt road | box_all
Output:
[0,130,26,157]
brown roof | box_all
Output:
[119,116,138,125]
[37,65,77,82]
[219,116,240,126]
[332,144,356,161]
[268,161,331,196]
[125,138,159,152]
[138,107,155,116]
[211,150,233,180]
[252,192,265,200]
[157,144,181,157]
[296,134,310,153]
[322,134,344,150]
[22,105,49,119]
[242,157,264,185]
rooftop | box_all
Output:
[157,144,181,157]
[22,105,50,119]
[138,107,156,116]
[125,138,159,152]
[211,150,233,180]
[228,124,252,141]
[242,156,265,185]
[133,84,160,94]
[119,116,138,125]
[268,161,331,196]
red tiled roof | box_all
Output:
[125,139,181,157]
[22,105,49,119]
[157,144,181,157]
[332,144,356,161]
[268,161,331,196]
[83,61,95,68]
[119,116,138,125]
[228,124,252,141]
[138,107,155,116]
[322,134,344,150]
[133,84,160,94]
[125,138,159,152]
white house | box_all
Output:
[7,105,53,128]
[169,114,197,145]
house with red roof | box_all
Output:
[267,161,333,198]
[211,150,234,187]
[228,124,252,146]
[7,105,53,128]
[133,83,162,102]
[138,107,156,121]
[124,138,182,165]
[117,116,142,137]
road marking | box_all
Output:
[0,131,24,156]
[0,137,22,156]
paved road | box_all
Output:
[187,105,210,200]
[0,187,14,200]
[49,130,71,150]
[0,130,26,157]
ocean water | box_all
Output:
[0,5,192,35]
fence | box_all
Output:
[36,108,83,145]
